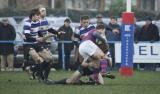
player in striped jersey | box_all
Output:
[37,5,64,82]
[38,5,49,37]
[23,9,45,81]
[23,8,58,82]
[37,5,53,82]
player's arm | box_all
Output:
[93,32,106,43]
[41,34,55,41]
[48,28,59,35]
[25,33,45,42]
[73,33,80,39]
[25,31,50,42]
[24,33,36,42]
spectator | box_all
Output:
[139,17,159,42]
[105,17,121,68]
[133,21,141,69]
[138,17,159,70]
[106,16,121,41]
[96,14,106,26]
[134,24,141,42]
[58,18,74,70]
[23,8,59,82]
[0,19,16,71]
[134,17,141,42]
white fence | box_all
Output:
[115,42,160,63]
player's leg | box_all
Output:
[29,48,44,63]
[0,55,6,71]
[28,48,45,81]
[91,47,106,61]
[47,65,95,85]
[89,72,104,85]
[38,48,53,62]
[99,55,115,79]
[46,70,82,85]
[100,60,107,76]
[66,70,82,84]
[7,54,14,71]
[38,48,53,81]
[78,40,104,85]
[86,60,104,84]
[53,65,85,85]
[101,60,115,79]
[97,73,104,85]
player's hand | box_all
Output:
[41,34,55,41]
[46,34,55,37]
[36,37,44,42]
[58,31,65,34]
[112,29,119,34]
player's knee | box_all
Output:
[40,50,53,62]
[30,53,43,63]
[66,79,73,84]
[34,56,42,63]
[44,55,53,62]
[47,55,53,61]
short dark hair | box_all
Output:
[145,17,152,21]
[96,14,103,18]
[96,24,105,29]
[80,15,90,21]
[110,16,117,21]
[64,18,71,23]
[29,9,40,19]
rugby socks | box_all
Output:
[93,68,100,83]
[79,79,97,85]
[54,78,67,84]
[26,65,36,80]
[100,60,107,76]
[100,60,115,79]
[36,62,45,81]
[43,62,51,80]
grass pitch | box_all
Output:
[0,70,160,94]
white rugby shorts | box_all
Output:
[79,40,99,61]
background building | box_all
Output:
[0,0,160,20]
[137,0,160,13]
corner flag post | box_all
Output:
[120,0,134,76]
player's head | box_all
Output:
[37,5,47,18]
[96,24,105,34]
[81,15,90,27]
[29,9,41,21]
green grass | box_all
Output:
[0,70,160,94]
